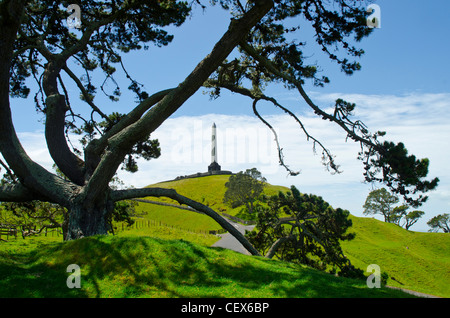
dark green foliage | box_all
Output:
[246,185,364,278]
[11,0,190,99]
[1,0,439,241]
[10,0,186,173]
[205,1,439,207]
[362,142,439,207]
[75,112,161,172]
[223,168,266,214]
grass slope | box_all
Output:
[0,234,411,298]
[135,175,288,232]
[138,175,450,297]
[342,215,450,297]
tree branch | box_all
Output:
[205,79,340,174]
[0,0,78,206]
[111,187,261,256]
[83,0,274,203]
[265,235,296,259]
[62,64,111,122]
[44,93,86,185]
[239,41,381,151]
[83,87,174,177]
[0,183,51,202]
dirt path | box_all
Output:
[385,285,441,298]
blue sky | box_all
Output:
[7,0,450,231]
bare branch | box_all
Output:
[62,65,111,122]
[239,41,381,152]
[252,99,300,176]
[205,80,340,174]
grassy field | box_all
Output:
[0,174,448,298]
[135,175,289,232]
[0,234,412,298]
[341,215,450,297]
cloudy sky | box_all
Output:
[6,0,450,231]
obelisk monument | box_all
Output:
[208,123,221,172]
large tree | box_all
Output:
[0,0,438,254]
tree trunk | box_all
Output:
[65,200,113,240]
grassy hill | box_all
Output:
[136,175,450,298]
[0,234,411,298]
[0,174,448,298]
[133,175,288,233]
[341,215,450,297]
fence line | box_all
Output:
[114,218,226,236]
[0,224,62,241]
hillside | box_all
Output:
[1,174,446,298]
[137,175,450,298]
[0,234,412,298]
[134,174,288,232]
[342,216,450,297]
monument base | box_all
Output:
[208,161,221,172]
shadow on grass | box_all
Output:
[0,235,413,298]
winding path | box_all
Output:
[211,218,255,255]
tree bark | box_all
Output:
[44,92,85,185]
[265,235,296,259]
[65,197,113,240]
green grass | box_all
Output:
[0,174,448,298]
[115,220,220,246]
[143,175,289,218]
[0,234,412,298]
[342,215,450,298]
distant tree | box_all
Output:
[246,186,363,278]
[427,214,450,233]
[390,204,409,226]
[363,188,399,223]
[223,168,266,214]
[402,210,424,231]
